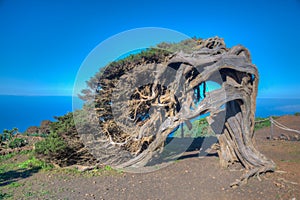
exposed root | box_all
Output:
[230,165,276,187]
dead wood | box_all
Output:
[78,37,275,185]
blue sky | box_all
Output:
[0,0,300,98]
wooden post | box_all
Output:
[269,116,273,139]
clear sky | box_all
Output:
[0,0,300,98]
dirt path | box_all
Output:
[1,116,300,200]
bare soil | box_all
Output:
[1,115,300,200]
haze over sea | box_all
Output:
[0,95,299,133]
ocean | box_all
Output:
[256,98,300,118]
[0,95,76,132]
[0,95,299,132]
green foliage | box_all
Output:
[1,127,18,143]
[56,164,121,177]
[25,133,48,138]
[91,165,122,175]
[0,154,37,175]
[81,39,200,101]
[0,151,33,164]
[59,167,82,175]
[294,112,300,116]
[19,149,34,155]
[34,111,96,166]
[8,138,27,149]
[32,112,77,162]
[7,182,23,188]
[34,132,67,157]
[169,115,276,136]
[50,112,76,135]
[157,38,199,53]
[254,117,271,131]
[80,47,171,100]
[172,117,214,138]
[0,152,17,162]
[0,192,12,199]
[104,165,113,171]
[18,157,53,170]
[0,150,54,200]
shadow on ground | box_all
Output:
[0,167,41,187]
[146,136,218,166]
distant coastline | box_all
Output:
[0,95,76,132]
[256,98,300,118]
[0,95,299,132]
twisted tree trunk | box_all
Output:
[76,37,275,185]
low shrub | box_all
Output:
[0,152,17,162]
[26,133,48,138]
[8,138,27,149]
[34,132,67,158]
[254,117,271,131]
[18,157,53,170]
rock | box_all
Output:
[39,120,52,134]
[279,134,289,140]
[25,126,39,134]
[24,120,52,135]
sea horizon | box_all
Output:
[0,95,299,133]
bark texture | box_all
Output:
[78,37,275,185]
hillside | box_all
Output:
[0,115,299,199]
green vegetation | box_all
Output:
[0,152,17,162]
[0,192,12,199]
[49,164,122,178]
[172,117,215,138]
[85,165,123,176]
[82,38,201,101]
[34,132,67,158]
[1,128,18,141]
[34,112,75,152]
[7,182,24,189]
[23,39,205,166]
[0,128,19,147]
[49,112,76,134]
[8,138,27,149]
[156,38,199,53]
[103,165,113,171]
[0,151,52,172]
[24,133,48,138]
[18,157,53,170]
[23,189,50,198]
[0,150,54,200]
[82,48,171,100]
[0,37,297,199]
[170,116,275,136]
[34,111,94,166]
[254,117,271,131]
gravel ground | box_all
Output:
[1,115,299,200]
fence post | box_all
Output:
[269,116,273,139]
[181,123,184,138]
